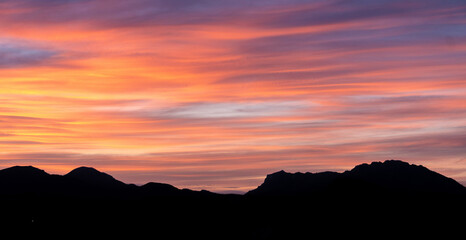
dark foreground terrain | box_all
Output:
[0,160,464,238]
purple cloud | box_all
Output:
[0,41,58,68]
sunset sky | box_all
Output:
[1,0,465,192]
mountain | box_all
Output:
[140,182,181,195]
[0,165,211,198]
[0,160,464,238]
[247,160,466,196]
[0,160,464,198]
[0,166,62,195]
[0,166,49,178]
[343,160,465,194]
[246,170,341,196]
[65,166,126,189]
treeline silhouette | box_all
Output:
[0,160,464,238]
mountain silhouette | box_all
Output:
[0,166,63,195]
[64,166,127,190]
[344,160,465,194]
[140,182,180,195]
[0,165,213,198]
[2,160,463,199]
[0,165,48,178]
[0,160,464,238]
[247,160,466,196]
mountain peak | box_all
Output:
[275,170,287,174]
[349,159,415,173]
[247,169,338,196]
[65,166,125,187]
[248,160,466,196]
[67,166,101,176]
[0,165,49,177]
[267,170,290,179]
[140,182,180,196]
[344,160,464,194]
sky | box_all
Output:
[0,0,465,193]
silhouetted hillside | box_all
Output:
[0,165,214,199]
[0,166,62,195]
[344,160,465,194]
[65,166,126,188]
[0,160,464,238]
[140,182,180,195]
[246,170,340,196]
[247,160,466,196]
[2,160,463,199]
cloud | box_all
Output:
[1,0,232,28]
[155,101,309,119]
[0,40,58,68]
[3,0,463,30]
[258,0,466,28]
[0,140,44,145]
[217,69,356,85]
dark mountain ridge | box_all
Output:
[247,160,466,196]
[0,160,464,238]
[0,165,218,198]
[0,160,464,198]
[65,166,125,187]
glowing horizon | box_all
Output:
[1,0,465,192]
